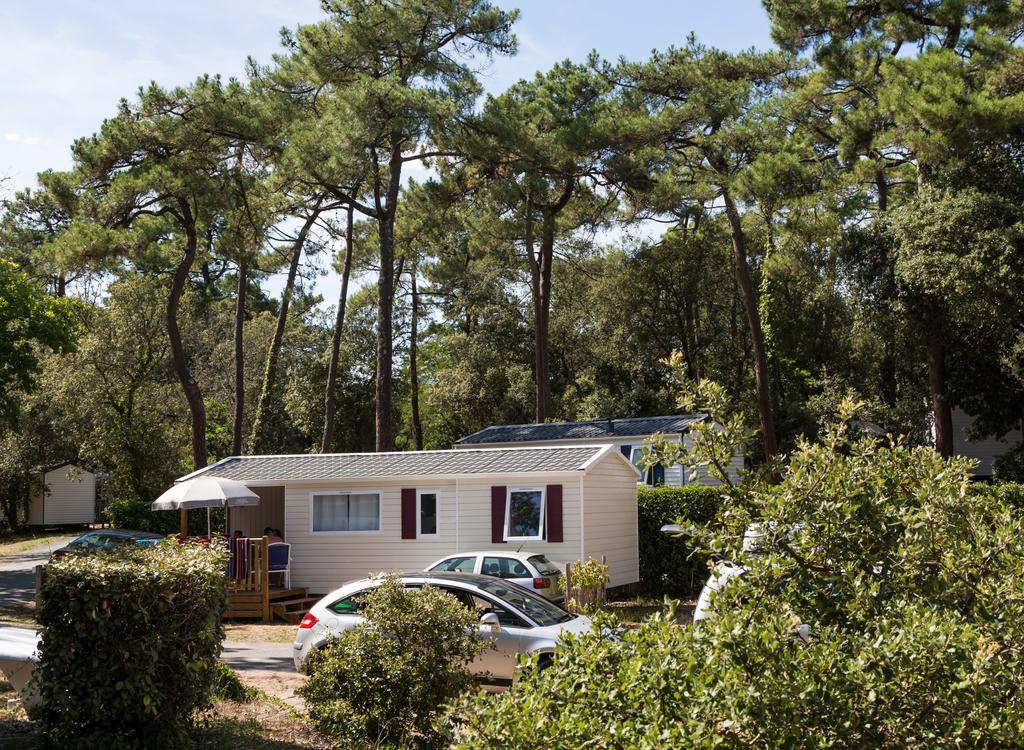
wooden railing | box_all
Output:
[228,536,270,621]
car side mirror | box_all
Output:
[479,612,500,633]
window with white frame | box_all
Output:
[417,489,439,538]
[504,487,545,541]
[311,492,382,532]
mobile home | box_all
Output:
[180,444,641,592]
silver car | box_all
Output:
[426,551,565,601]
[293,572,592,688]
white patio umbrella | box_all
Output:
[151,476,260,537]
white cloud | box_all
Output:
[4,133,42,145]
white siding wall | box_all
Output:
[41,465,96,525]
[284,479,457,594]
[582,460,640,588]
[952,407,1023,478]
[282,477,584,594]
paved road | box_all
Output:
[0,537,76,611]
[221,641,296,673]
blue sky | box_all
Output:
[1,0,773,193]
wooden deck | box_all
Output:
[223,535,319,623]
[225,586,321,624]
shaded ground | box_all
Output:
[0,536,75,629]
[0,678,36,749]
[0,679,329,749]
[604,599,696,626]
[232,671,308,712]
[222,642,295,673]
[193,699,332,750]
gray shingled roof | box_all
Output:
[455,415,707,446]
[179,446,607,483]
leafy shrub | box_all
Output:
[211,663,257,703]
[456,406,1024,748]
[299,576,488,749]
[976,480,1024,508]
[36,542,228,748]
[562,557,609,614]
[637,485,723,597]
[993,443,1024,482]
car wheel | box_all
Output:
[528,653,553,672]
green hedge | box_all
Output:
[974,481,1024,507]
[36,542,228,748]
[637,485,724,598]
[105,494,224,535]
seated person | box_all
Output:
[263,526,285,544]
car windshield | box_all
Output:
[429,556,475,573]
[476,579,573,627]
[527,555,561,576]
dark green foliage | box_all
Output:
[299,576,487,750]
[994,450,1024,483]
[105,494,224,536]
[0,260,79,429]
[637,485,723,597]
[36,543,228,749]
[457,416,1024,748]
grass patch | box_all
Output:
[0,677,329,750]
[0,532,77,558]
[193,698,332,749]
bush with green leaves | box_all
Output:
[299,575,489,749]
[563,557,609,614]
[456,398,1024,748]
[637,485,723,597]
[36,541,228,749]
[211,663,258,703]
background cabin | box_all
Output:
[455,415,744,486]
[28,462,97,526]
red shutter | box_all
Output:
[491,486,507,544]
[401,488,416,539]
[546,484,563,543]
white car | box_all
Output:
[693,561,746,622]
[293,572,592,688]
[426,551,564,601]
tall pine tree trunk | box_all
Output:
[231,256,246,456]
[723,189,777,462]
[321,205,354,453]
[248,210,319,454]
[928,336,954,457]
[409,271,423,451]
[374,145,404,452]
[532,210,556,423]
[169,201,206,535]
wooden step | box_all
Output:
[282,596,321,611]
[223,586,317,622]
[269,595,322,623]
